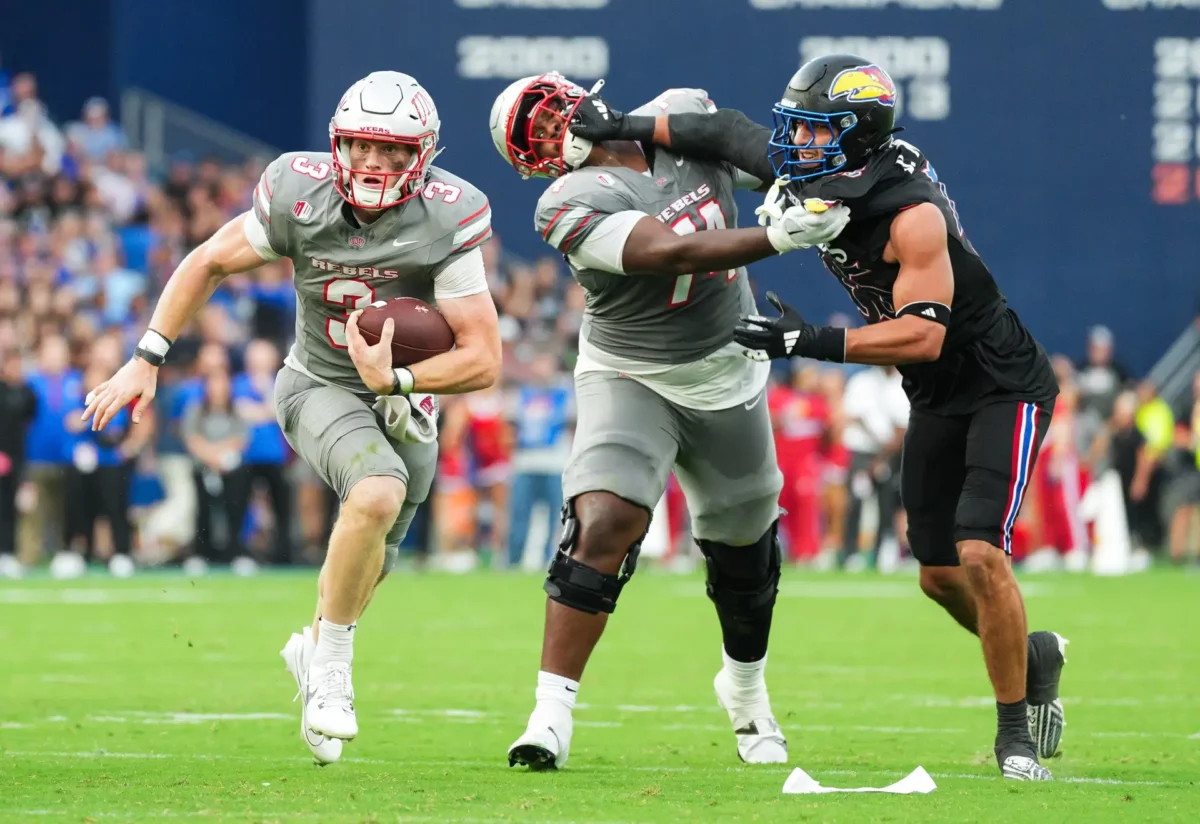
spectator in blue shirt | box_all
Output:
[19,333,75,563]
[62,341,153,575]
[64,97,126,162]
[70,244,146,328]
[232,339,291,565]
[506,352,574,567]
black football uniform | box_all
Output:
[665,111,1059,564]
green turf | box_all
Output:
[2,568,1197,823]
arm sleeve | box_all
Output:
[432,247,490,300]
[564,210,645,275]
[243,212,282,262]
[667,109,775,184]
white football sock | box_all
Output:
[535,670,579,711]
[312,619,355,667]
[723,648,767,692]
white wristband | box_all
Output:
[392,367,415,396]
[137,329,171,358]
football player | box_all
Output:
[568,56,1069,780]
[489,73,851,769]
[83,72,502,765]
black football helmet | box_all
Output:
[768,54,899,182]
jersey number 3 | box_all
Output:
[323,278,375,349]
[291,157,331,180]
[668,200,736,306]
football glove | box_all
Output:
[568,91,654,144]
[734,292,847,363]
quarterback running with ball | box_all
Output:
[82,71,501,765]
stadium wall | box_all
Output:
[305,0,1200,374]
[6,0,1197,372]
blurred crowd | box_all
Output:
[0,66,1195,579]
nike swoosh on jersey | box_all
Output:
[392,239,420,247]
[744,394,762,410]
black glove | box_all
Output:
[568,94,655,143]
[734,292,847,362]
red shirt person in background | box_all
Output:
[769,363,829,562]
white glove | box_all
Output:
[765,201,851,253]
[757,176,850,253]
[755,176,791,227]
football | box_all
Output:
[356,297,455,367]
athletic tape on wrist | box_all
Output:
[137,329,172,358]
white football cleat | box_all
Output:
[714,667,788,764]
[280,628,343,765]
[1027,632,1069,759]
[1000,754,1053,781]
[304,660,358,741]
[508,702,572,770]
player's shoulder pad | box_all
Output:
[534,170,640,253]
[423,166,493,256]
[535,168,636,216]
[630,88,718,118]
[254,151,336,221]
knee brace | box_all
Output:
[542,498,645,615]
[697,520,782,616]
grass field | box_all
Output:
[2,567,1197,823]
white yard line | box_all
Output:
[3,706,1197,741]
[0,752,1189,788]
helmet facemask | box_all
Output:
[331,130,436,210]
[502,76,592,179]
[768,106,860,182]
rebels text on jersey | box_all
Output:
[792,138,1057,413]
[248,151,491,393]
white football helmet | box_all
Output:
[329,71,440,209]
[489,72,595,179]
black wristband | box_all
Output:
[619,115,657,142]
[134,346,166,368]
[810,326,847,363]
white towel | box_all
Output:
[372,392,438,445]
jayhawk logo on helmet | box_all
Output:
[828,65,897,107]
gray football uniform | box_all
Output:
[533,90,781,545]
[250,152,492,563]
[534,91,756,364]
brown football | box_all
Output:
[357,297,455,367]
